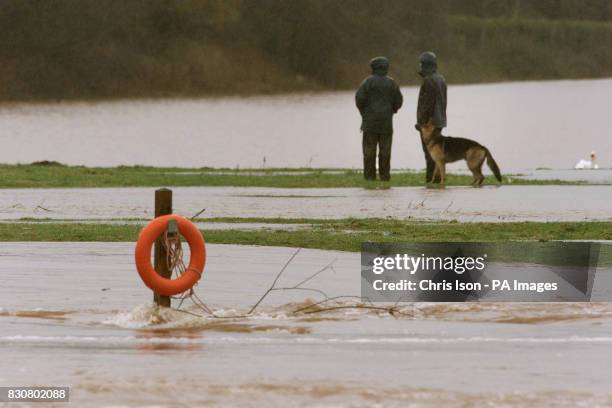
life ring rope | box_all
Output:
[134,214,206,296]
[184,266,203,279]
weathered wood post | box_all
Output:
[154,188,172,307]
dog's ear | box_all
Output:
[414,124,421,132]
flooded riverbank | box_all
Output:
[0,79,610,171]
[2,242,612,407]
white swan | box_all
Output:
[575,151,599,169]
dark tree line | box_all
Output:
[0,0,609,100]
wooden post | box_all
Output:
[154,188,172,307]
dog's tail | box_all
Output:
[485,149,502,182]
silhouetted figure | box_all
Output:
[356,57,403,181]
[416,51,447,183]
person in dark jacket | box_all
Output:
[416,51,447,183]
[355,57,403,181]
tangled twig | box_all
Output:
[162,238,412,320]
[247,248,302,314]
[34,200,53,213]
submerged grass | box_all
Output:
[2,219,611,252]
[0,164,591,188]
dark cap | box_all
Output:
[419,51,437,64]
[370,56,389,75]
[418,51,437,76]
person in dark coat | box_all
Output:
[416,51,447,183]
[355,57,403,181]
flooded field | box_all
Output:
[0,79,610,172]
[1,77,611,406]
[1,185,611,222]
[2,242,612,407]
[514,169,612,184]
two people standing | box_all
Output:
[355,52,447,182]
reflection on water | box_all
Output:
[136,329,203,352]
[0,309,74,320]
[0,79,610,171]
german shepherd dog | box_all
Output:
[416,122,502,186]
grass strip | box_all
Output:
[2,221,610,253]
[0,164,593,188]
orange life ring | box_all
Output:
[135,214,206,296]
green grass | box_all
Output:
[2,220,611,253]
[0,164,591,188]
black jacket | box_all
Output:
[355,57,403,134]
[417,71,447,128]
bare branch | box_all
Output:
[169,247,413,321]
[270,286,329,299]
[292,295,364,313]
[190,207,206,220]
[246,248,302,314]
[291,258,337,288]
[302,304,405,316]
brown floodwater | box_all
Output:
[2,242,612,407]
[0,79,610,171]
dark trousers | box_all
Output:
[363,131,392,181]
[421,127,442,182]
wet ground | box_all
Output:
[2,242,612,407]
[513,169,612,184]
[1,185,611,222]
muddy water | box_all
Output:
[2,242,612,407]
[0,79,610,171]
[1,185,611,222]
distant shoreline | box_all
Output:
[0,77,611,105]
[1,2,610,102]
[0,77,607,108]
